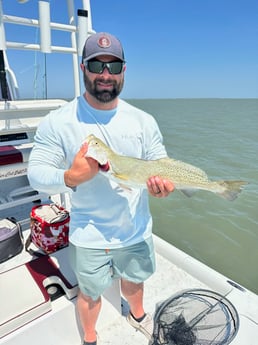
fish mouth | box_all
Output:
[99,162,110,172]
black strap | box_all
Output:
[25,235,46,257]
[0,50,9,101]
[6,216,23,241]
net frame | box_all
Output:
[150,289,239,345]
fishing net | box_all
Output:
[150,289,239,345]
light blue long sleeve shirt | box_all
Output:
[28,96,167,249]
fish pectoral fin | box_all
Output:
[112,172,129,181]
[118,183,132,191]
[179,189,197,198]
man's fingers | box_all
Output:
[79,141,88,156]
[147,176,175,197]
[163,179,175,193]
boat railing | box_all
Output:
[0,0,95,100]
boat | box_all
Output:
[0,1,257,344]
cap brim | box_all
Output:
[84,52,125,62]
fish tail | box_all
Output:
[217,180,248,201]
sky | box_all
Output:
[1,0,258,99]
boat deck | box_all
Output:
[0,231,207,345]
[1,213,258,344]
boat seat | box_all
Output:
[0,251,78,339]
[0,145,23,165]
[0,143,32,165]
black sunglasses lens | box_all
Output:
[86,61,123,74]
[108,62,123,74]
[87,61,103,73]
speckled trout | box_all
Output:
[85,134,247,201]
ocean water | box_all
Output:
[126,99,258,294]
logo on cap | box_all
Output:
[97,36,111,49]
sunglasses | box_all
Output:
[84,59,124,75]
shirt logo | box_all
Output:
[98,36,111,48]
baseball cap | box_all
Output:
[82,32,125,62]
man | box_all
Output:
[28,32,174,345]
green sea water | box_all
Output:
[126,98,258,294]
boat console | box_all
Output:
[0,99,67,221]
[0,99,77,340]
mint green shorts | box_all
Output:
[68,237,156,301]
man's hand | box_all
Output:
[64,142,99,188]
[147,176,175,198]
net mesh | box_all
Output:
[150,289,239,345]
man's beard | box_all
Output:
[83,73,124,103]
